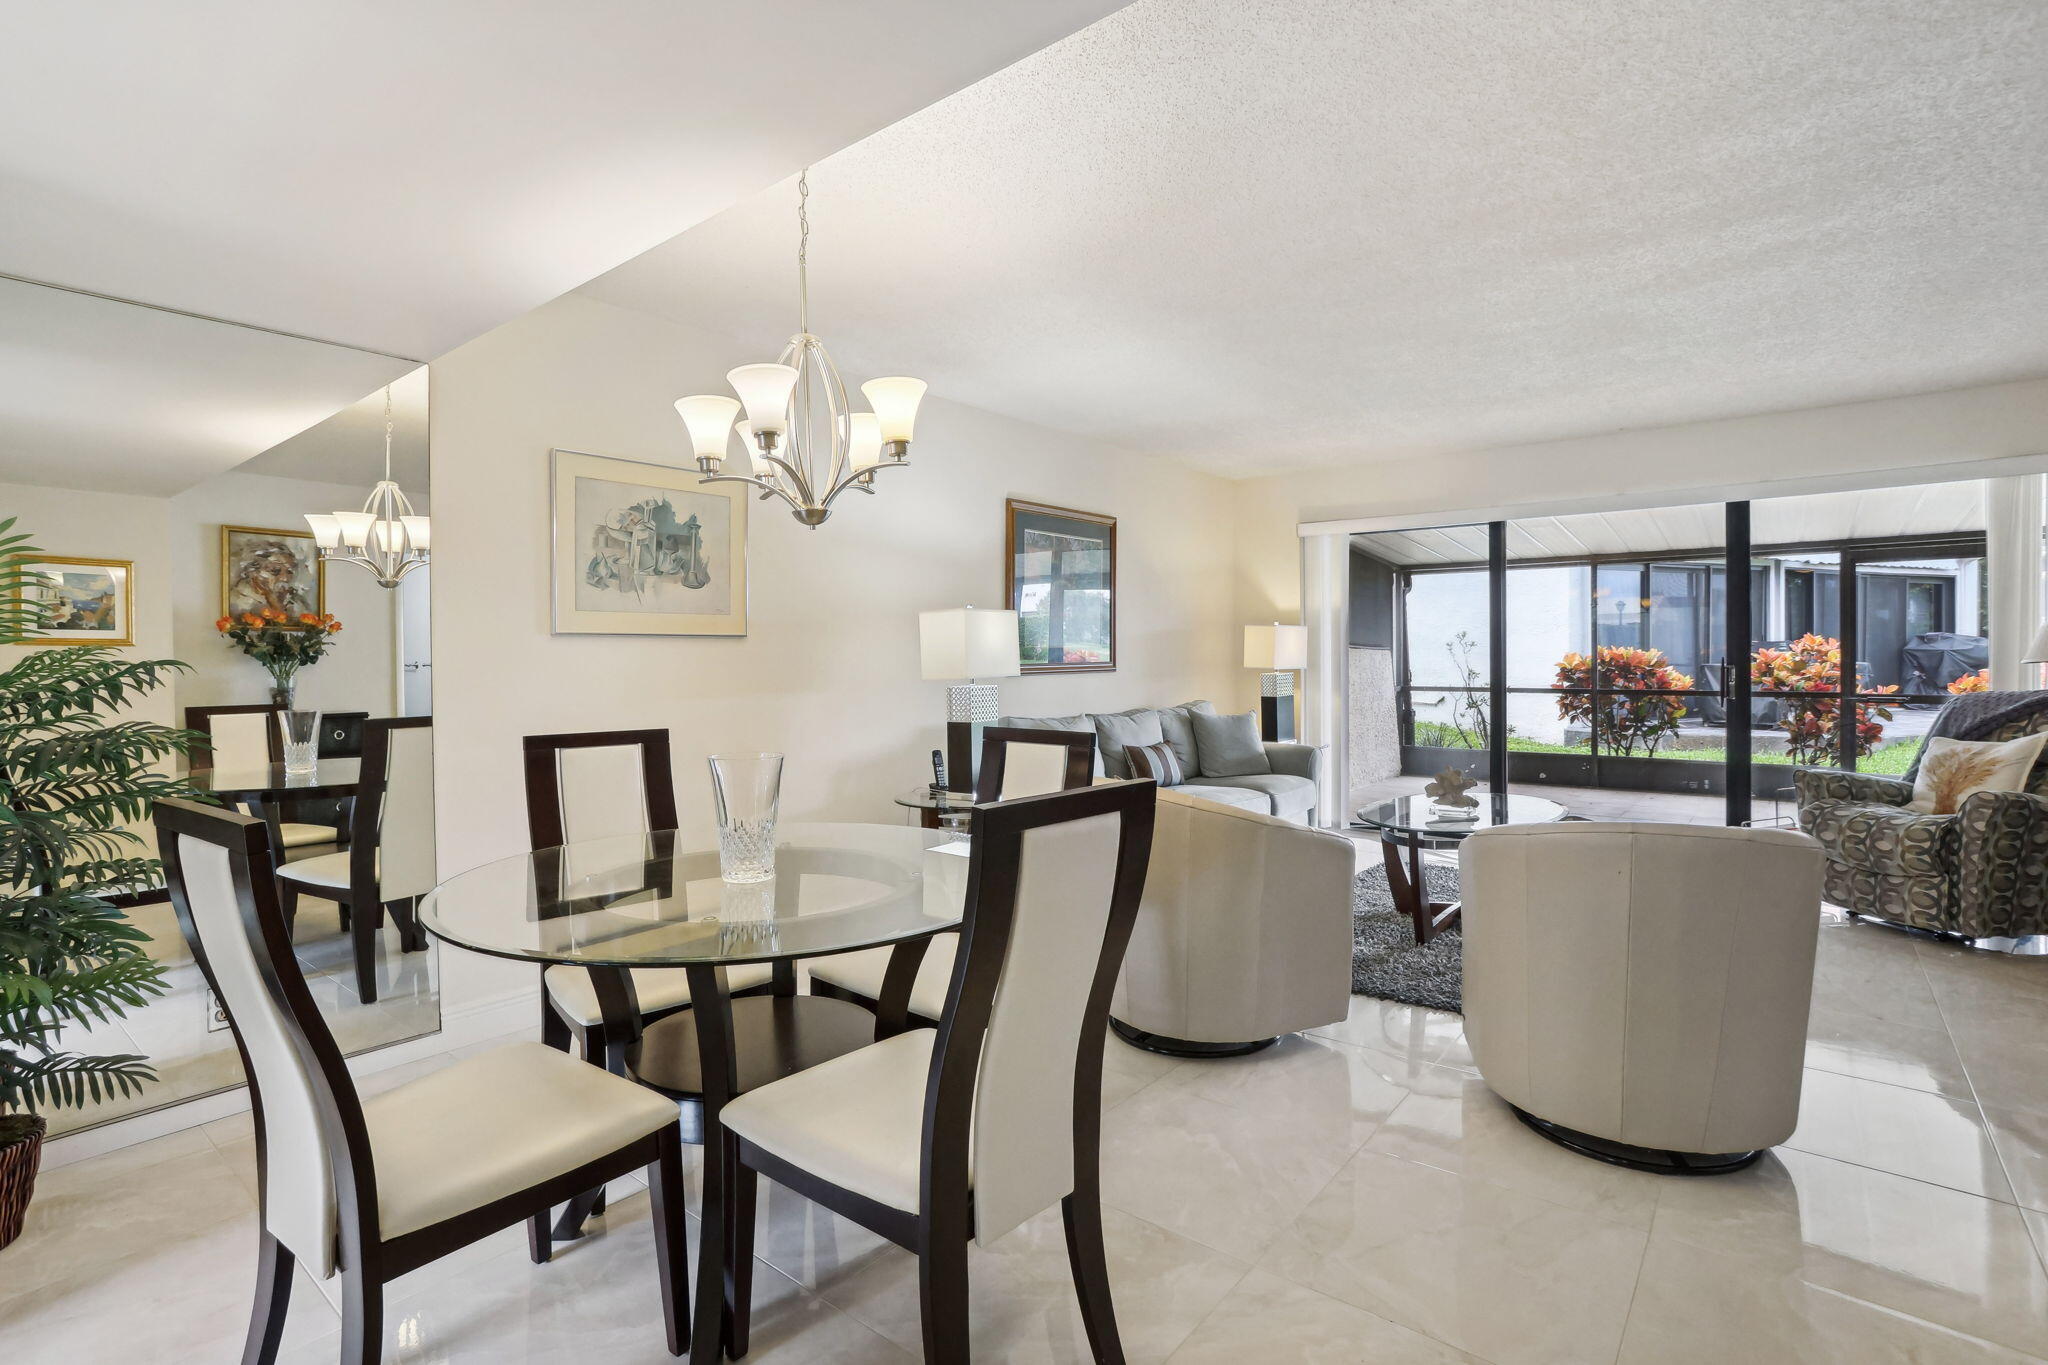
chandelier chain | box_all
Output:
[381,385,394,482]
[796,168,810,336]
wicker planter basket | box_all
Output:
[0,1114,47,1251]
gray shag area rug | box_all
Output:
[1351,864,1463,1013]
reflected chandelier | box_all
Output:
[304,385,430,588]
[673,170,927,528]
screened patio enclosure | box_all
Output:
[1346,479,1994,825]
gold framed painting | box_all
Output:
[16,555,134,646]
[221,525,326,618]
[551,448,749,637]
[1006,498,1116,672]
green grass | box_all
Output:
[1411,721,1924,774]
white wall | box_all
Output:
[167,471,405,715]
[427,293,1243,1010]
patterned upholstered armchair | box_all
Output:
[1794,691,2048,940]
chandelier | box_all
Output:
[674,170,927,528]
[304,385,429,588]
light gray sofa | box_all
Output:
[996,699,1321,822]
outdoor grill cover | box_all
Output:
[1902,633,1989,694]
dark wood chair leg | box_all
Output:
[649,1126,690,1357]
[349,894,380,1004]
[278,881,301,935]
[387,896,427,953]
[242,1230,295,1365]
[340,1267,383,1365]
[728,1151,758,1357]
[527,1209,552,1265]
[917,1220,972,1365]
[540,994,572,1053]
[1062,1191,1125,1364]
[691,1129,731,1363]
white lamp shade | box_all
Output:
[727,363,797,436]
[920,607,1021,681]
[304,513,342,549]
[675,394,741,460]
[2024,622,2048,665]
[333,511,375,549]
[861,376,927,444]
[401,515,432,552]
[1244,623,1308,671]
[845,412,883,471]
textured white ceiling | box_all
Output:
[582,0,2048,478]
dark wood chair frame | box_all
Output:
[153,798,690,1365]
[277,717,431,1004]
[809,727,1099,1030]
[972,726,1098,803]
[187,702,349,854]
[712,779,1158,1364]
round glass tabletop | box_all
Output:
[184,757,361,801]
[420,822,969,969]
[1352,792,1568,837]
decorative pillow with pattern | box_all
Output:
[1125,740,1185,787]
[1907,732,2048,814]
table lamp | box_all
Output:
[1244,622,1308,742]
[921,606,1021,792]
[2026,621,2048,689]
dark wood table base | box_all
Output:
[1380,830,1463,945]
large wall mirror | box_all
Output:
[22,332,438,1138]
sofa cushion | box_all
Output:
[1803,800,1957,879]
[1126,741,1185,786]
[1182,772,1316,819]
[1908,732,2048,813]
[995,713,1103,776]
[1093,710,1165,779]
[1168,781,1270,814]
[1154,700,1215,773]
[1191,711,1270,778]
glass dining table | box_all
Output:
[419,821,971,1360]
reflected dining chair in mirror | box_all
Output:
[276,718,434,1003]
[152,798,689,1365]
[522,728,777,1072]
[186,702,343,852]
[713,780,1157,1364]
[809,725,1098,1026]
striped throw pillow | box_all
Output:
[1126,740,1184,787]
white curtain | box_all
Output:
[1301,533,1350,826]
[1985,473,2046,690]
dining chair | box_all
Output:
[186,702,343,851]
[275,718,434,1004]
[808,725,1098,1025]
[522,729,779,1070]
[153,797,689,1365]
[713,779,1157,1364]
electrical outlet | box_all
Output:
[204,987,231,1033]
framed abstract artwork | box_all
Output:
[551,448,749,637]
[16,555,134,646]
[1006,498,1116,672]
[221,524,325,617]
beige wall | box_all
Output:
[427,292,1243,1008]
[168,471,404,716]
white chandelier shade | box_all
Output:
[674,171,926,528]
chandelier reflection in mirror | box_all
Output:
[673,170,927,528]
[305,385,429,588]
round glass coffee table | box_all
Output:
[1352,793,1568,944]
[893,784,976,830]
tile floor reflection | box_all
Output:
[4,901,2047,1361]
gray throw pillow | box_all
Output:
[996,714,1101,775]
[1155,700,1215,773]
[1092,710,1166,779]
[1192,711,1270,777]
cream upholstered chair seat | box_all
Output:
[1460,820,1823,1169]
[275,848,360,889]
[807,941,954,1021]
[367,1041,677,1238]
[542,962,776,1029]
[721,1030,939,1214]
[277,822,342,849]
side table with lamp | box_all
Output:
[918,605,1020,795]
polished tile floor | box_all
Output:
[6,914,2048,1361]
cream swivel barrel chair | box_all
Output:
[155,798,688,1364]
[1460,821,1824,1173]
[1109,786,1356,1055]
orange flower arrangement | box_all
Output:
[217,608,342,700]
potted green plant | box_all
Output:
[0,518,199,1249]
[215,606,342,706]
